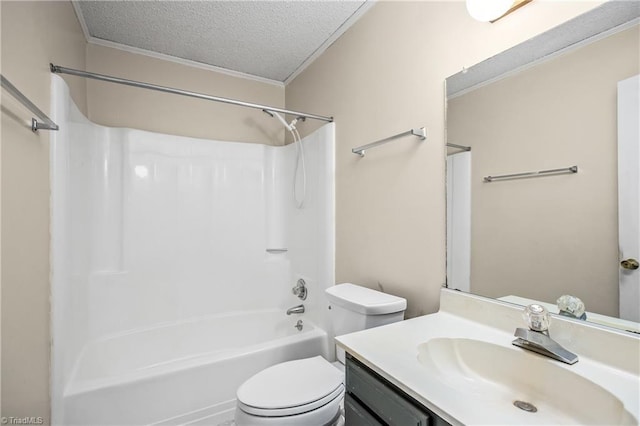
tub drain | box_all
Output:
[513,400,537,413]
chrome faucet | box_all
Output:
[292,279,307,300]
[512,304,579,365]
[286,304,305,315]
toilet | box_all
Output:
[235,283,407,425]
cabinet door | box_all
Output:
[346,358,431,426]
[345,393,384,426]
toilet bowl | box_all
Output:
[235,283,407,425]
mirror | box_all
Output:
[445,2,640,334]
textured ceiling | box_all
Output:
[75,1,369,84]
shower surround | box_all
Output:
[49,76,335,424]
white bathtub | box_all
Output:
[62,310,329,425]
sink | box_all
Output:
[417,338,637,425]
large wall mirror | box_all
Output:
[445,1,639,334]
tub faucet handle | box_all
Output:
[292,279,307,300]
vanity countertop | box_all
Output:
[336,289,640,426]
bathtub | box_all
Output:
[62,310,329,425]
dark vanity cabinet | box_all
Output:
[344,353,451,426]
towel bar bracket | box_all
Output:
[32,118,59,132]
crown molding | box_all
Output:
[71,1,284,88]
[284,0,376,86]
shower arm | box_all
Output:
[262,109,306,131]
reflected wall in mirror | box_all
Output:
[445,1,640,334]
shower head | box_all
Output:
[262,110,307,209]
[263,109,300,131]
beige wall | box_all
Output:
[1,1,87,422]
[1,1,286,421]
[286,0,604,318]
[86,44,286,145]
[448,26,639,317]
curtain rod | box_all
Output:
[50,63,333,123]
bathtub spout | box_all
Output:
[286,304,305,315]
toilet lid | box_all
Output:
[237,356,343,416]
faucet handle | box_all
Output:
[523,304,550,332]
[556,295,586,320]
[292,279,307,300]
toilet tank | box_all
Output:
[325,283,407,362]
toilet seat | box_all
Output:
[236,356,343,418]
[238,385,343,417]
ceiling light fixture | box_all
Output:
[466,0,532,23]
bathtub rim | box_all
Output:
[65,312,326,397]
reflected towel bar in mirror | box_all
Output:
[483,166,578,182]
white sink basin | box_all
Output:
[417,338,637,425]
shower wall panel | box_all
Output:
[50,75,335,422]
